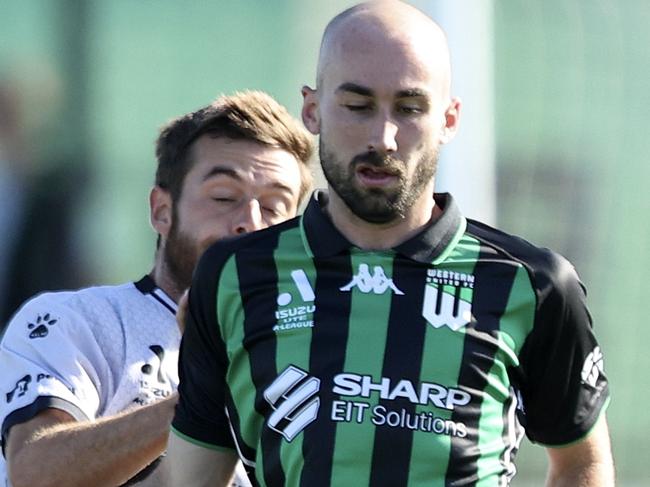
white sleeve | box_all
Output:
[0,293,111,450]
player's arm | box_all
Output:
[167,431,238,486]
[517,254,613,485]
[545,416,614,487]
[6,395,177,487]
[171,239,248,479]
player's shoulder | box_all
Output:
[4,282,138,336]
[16,281,135,311]
[466,218,580,291]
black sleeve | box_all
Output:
[517,252,609,446]
[171,244,235,450]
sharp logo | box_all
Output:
[264,365,320,441]
[581,346,604,388]
[274,270,316,332]
[332,373,471,410]
[422,269,474,331]
[340,263,404,295]
[330,373,471,437]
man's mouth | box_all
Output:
[355,164,400,187]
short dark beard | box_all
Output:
[162,212,198,291]
[319,145,438,224]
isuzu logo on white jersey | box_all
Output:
[332,373,471,411]
[340,263,404,295]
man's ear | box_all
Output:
[301,85,321,135]
[439,96,462,145]
[149,186,173,238]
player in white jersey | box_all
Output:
[0,278,180,485]
[0,91,314,487]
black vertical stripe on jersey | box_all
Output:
[236,238,285,487]
[369,259,428,486]
[299,253,353,487]
[444,249,519,485]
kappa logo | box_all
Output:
[264,365,320,442]
[27,313,58,339]
[581,346,604,388]
[422,269,474,331]
[340,263,404,295]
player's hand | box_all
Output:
[176,289,189,335]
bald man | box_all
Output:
[168,2,614,485]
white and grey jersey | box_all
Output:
[0,275,251,487]
[0,276,180,485]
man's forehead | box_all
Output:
[317,3,450,92]
[189,136,298,179]
[321,42,443,97]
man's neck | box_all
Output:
[325,188,440,251]
[149,259,183,304]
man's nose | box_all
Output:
[367,116,398,153]
[231,199,264,235]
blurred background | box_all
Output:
[1,1,648,485]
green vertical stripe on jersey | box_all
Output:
[474,265,536,485]
[369,255,430,485]
[217,256,261,455]
[329,250,395,487]
[408,234,481,486]
[273,226,317,486]
[299,252,354,487]
[234,233,286,486]
[497,265,538,357]
[474,359,514,486]
[218,257,252,432]
[445,240,520,484]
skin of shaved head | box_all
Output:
[301,0,462,240]
[316,0,452,99]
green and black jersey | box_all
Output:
[172,192,609,487]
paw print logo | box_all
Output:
[27,313,58,339]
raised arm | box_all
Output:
[167,431,239,487]
[545,417,615,487]
[6,395,177,487]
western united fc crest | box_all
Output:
[422,269,475,331]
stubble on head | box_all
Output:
[319,143,439,224]
[161,206,198,293]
